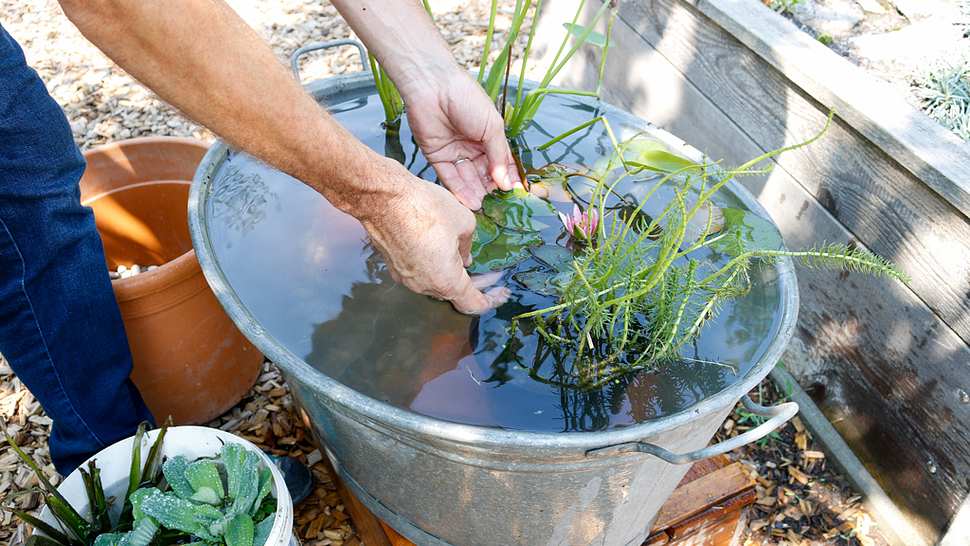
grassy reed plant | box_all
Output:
[365,0,616,138]
[475,0,616,137]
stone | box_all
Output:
[791,0,865,38]
[892,0,958,22]
[854,0,887,14]
[848,18,963,73]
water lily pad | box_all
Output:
[529,245,574,272]
[473,215,500,250]
[470,229,543,274]
[512,268,572,296]
[482,189,558,232]
[710,207,783,255]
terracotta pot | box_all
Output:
[80,137,262,424]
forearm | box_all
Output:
[331,0,460,99]
[58,0,400,218]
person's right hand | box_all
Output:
[357,158,510,314]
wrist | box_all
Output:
[395,60,466,106]
[313,151,408,222]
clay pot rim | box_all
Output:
[85,135,210,155]
[111,249,200,302]
[83,136,210,302]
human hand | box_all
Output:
[401,68,521,210]
[357,158,510,314]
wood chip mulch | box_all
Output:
[721,378,887,546]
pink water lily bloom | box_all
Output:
[559,204,599,241]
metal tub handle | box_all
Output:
[290,39,369,83]
[586,395,798,464]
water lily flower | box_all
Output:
[559,204,599,241]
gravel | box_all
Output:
[0,1,881,544]
[763,0,970,141]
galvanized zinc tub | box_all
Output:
[188,41,799,546]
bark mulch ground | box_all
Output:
[1,1,884,544]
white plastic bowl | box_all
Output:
[37,426,294,546]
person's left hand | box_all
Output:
[402,68,520,210]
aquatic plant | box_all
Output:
[368,0,434,129]
[366,0,616,138]
[499,113,907,389]
[560,204,599,242]
[476,0,616,137]
[5,423,276,546]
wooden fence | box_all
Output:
[528,0,970,542]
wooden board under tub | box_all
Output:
[324,454,756,546]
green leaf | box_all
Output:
[710,208,783,256]
[87,461,111,534]
[221,444,247,501]
[224,513,254,546]
[250,469,273,518]
[139,421,169,488]
[623,139,700,174]
[252,515,275,546]
[92,533,128,546]
[162,456,196,500]
[469,229,543,274]
[5,435,85,537]
[140,491,222,541]
[472,215,500,252]
[563,22,611,48]
[222,443,260,515]
[11,510,75,546]
[129,487,162,521]
[184,460,225,505]
[27,536,71,546]
[127,518,159,546]
[482,188,557,232]
[118,422,149,530]
[79,466,103,534]
[230,456,260,516]
[45,494,92,543]
[251,496,276,523]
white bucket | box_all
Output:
[36,426,294,546]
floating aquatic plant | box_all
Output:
[560,204,599,242]
[503,112,907,389]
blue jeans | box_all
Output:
[0,25,154,474]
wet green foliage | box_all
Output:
[514,113,907,389]
[6,426,276,546]
[470,188,555,273]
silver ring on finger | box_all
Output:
[453,156,472,166]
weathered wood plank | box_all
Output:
[527,1,970,540]
[688,0,970,220]
[618,0,970,346]
[652,460,753,530]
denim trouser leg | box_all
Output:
[0,25,155,474]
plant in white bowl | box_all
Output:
[7,423,293,546]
